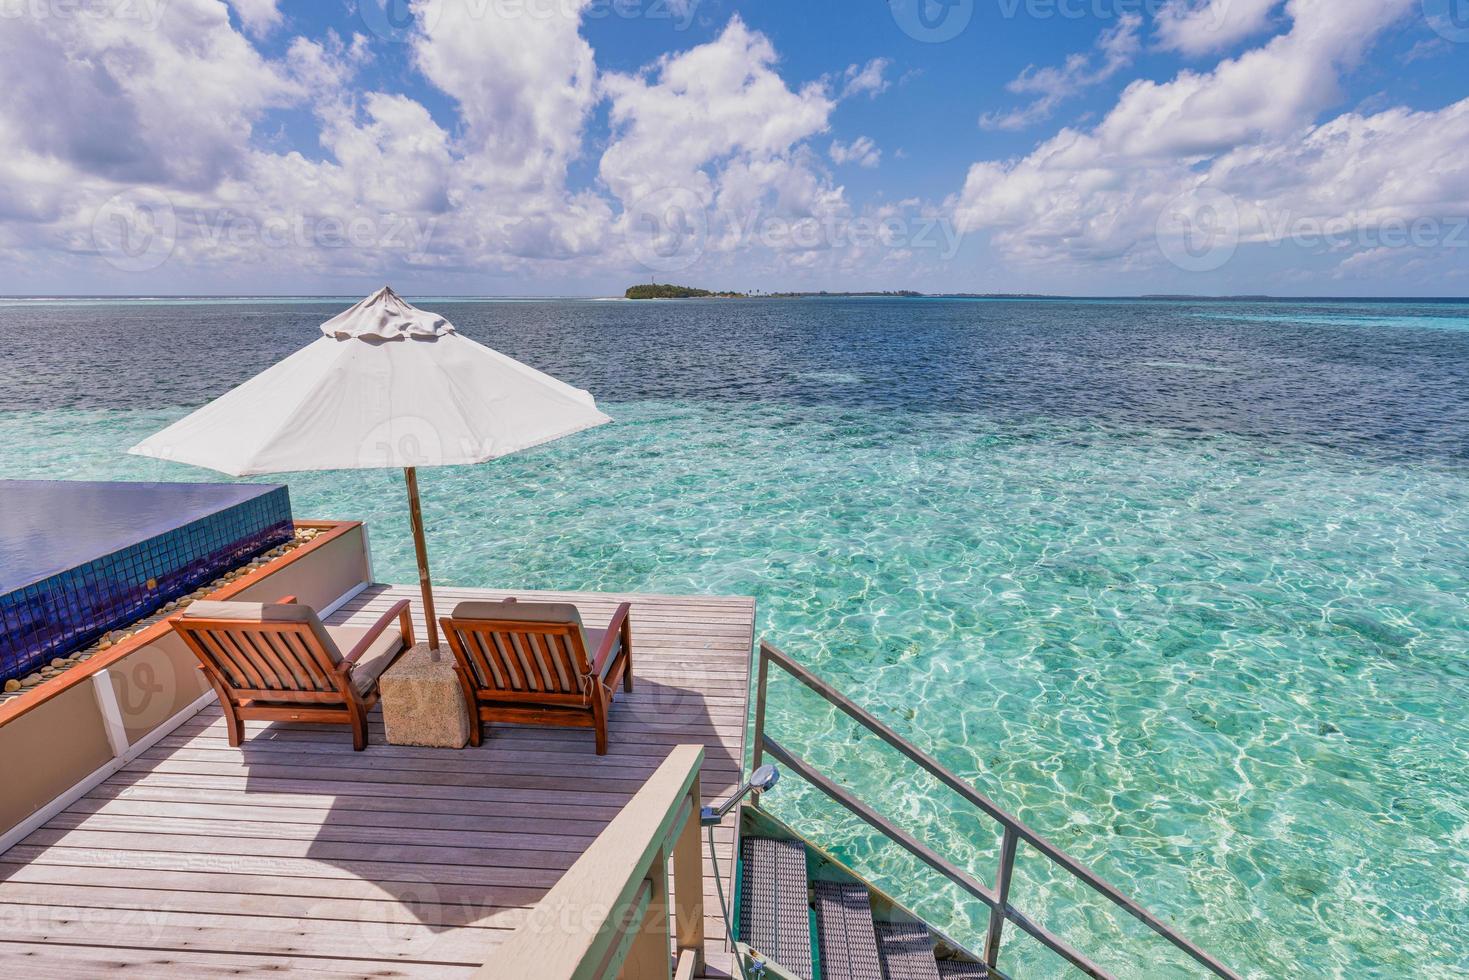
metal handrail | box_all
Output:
[752,640,1240,980]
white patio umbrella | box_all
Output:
[129,286,611,649]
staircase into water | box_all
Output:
[739,834,991,980]
[733,641,1241,980]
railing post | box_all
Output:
[672,775,705,972]
[985,827,1019,967]
[620,845,673,980]
[751,644,769,791]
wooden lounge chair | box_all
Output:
[171,596,414,751]
[439,598,633,754]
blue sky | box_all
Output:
[0,0,1466,296]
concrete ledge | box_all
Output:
[0,520,373,846]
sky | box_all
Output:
[0,0,1466,297]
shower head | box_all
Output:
[702,763,782,826]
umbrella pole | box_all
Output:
[404,466,441,651]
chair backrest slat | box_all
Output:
[550,633,577,691]
[507,632,535,692]
[175,619,341,698]
[442,618,592,699]
[214,629,268,690]
[240,630,288,690]
[469,632,503,689]
[526,633,558,692]
[191,630,240,687]
[271,630,313,690]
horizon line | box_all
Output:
[3,293,1468,302]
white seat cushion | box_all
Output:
[325,625,405,695]
[584,627,623,679]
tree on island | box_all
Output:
[625,283,745,299]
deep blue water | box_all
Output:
[3,298,1468,468]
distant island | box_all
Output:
[625,284,744,299]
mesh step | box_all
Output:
[813,881,884,980]
[875,921,941,980]
[936,961,991,979]
[739,837,813,979]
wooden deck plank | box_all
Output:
[0,584,753,977]
[0,941,472,978]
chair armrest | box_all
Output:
[590,602,632,678]
[341,599,414,667]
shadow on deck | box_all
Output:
[0,584,754,978]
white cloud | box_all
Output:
[600,16,835,209]
[227,0,284,37]
[953,0,1460,280]
[1155,0,1281,57]
[1402,37,1453,64]
[830,136,881,168]
[597,19,951,282]
[1214,99,1469,243]
[980,14,1140,131]
[841,58,892,100]
[0,2,936,291]
[413,0,596,197]
[0,0,295,194]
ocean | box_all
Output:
[1,295,1466,977]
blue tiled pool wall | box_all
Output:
[0,486,294,682]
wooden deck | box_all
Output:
[0,584,755,978]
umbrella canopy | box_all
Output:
[131,286,611,647]
[132,286,609,475]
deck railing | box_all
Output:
[476,743,707,979]
[752,640,1241,980]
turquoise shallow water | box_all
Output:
[3,400,1467,977]
[1,297,1468,977]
